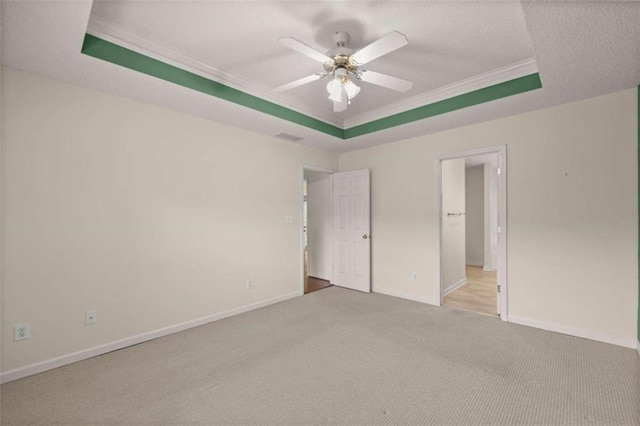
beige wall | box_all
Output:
[2,66,637,376]
[0,64,3,374]
[0,67,337,372]
[441,159,466,292]
[465,165,484,267]
[339,88,638,343]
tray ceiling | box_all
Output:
[2,1,639,152]
[87,0,538,129]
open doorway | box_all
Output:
[302,168,333,294]
[437,146,507,320]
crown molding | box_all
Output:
[86,16,340,127]
[343,58,539,129]
[85,17,540,137]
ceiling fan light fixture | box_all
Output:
[327,78,344,102]
[277,31,411,112]
[344,79,360,100]
[327,66,358,103]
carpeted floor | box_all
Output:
[1,287,639,425]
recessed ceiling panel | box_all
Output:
[3,2,639,152]
[88,0,537,127]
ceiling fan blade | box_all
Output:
[333,100,347,113]
[279,37,333,64]
[358,70,413,92]
[272,73,328,93]
[351,31,409,66]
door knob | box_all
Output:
[363,234,369,239]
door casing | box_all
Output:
[300,164,335,295]
[299,165,372,295]
[435,145,508,321]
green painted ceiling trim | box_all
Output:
[343,73,542,139]
[81,33,542,142]
[81,34,344,139]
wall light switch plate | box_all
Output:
[14,323,30,341]
[86,310,97,325]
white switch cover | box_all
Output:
[285,216,293,224]
[14,323,30,341]
[86,310,98,325]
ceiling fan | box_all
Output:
[273,31,413,112]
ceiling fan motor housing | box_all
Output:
[324,31,358,74]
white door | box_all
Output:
[332,169,371,293]
[440,158,466,297]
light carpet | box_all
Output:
[1,287,639,425]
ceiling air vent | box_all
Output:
[274,133,303,142]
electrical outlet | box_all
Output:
[285,216,293,224]
[14,323,30,341]
[412,273,418,281]
[246,279,254,289]
[86,310,97,325]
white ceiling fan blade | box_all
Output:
[272,73,328,93]
[358,70,413,92]
[351,31,409,65]
[279,37,333,64]
[333,100,347,113]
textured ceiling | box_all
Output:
[1,1,639,152]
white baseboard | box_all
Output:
[372,288,430,304]
[443,278,467,297]
[0,291,300,384]
[482,266,496,272]
[466,261,483,267]
[508,315,637,349]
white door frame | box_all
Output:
[300,164,335,295]
[435,145,508,321]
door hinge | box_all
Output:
[497,285,501,293]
